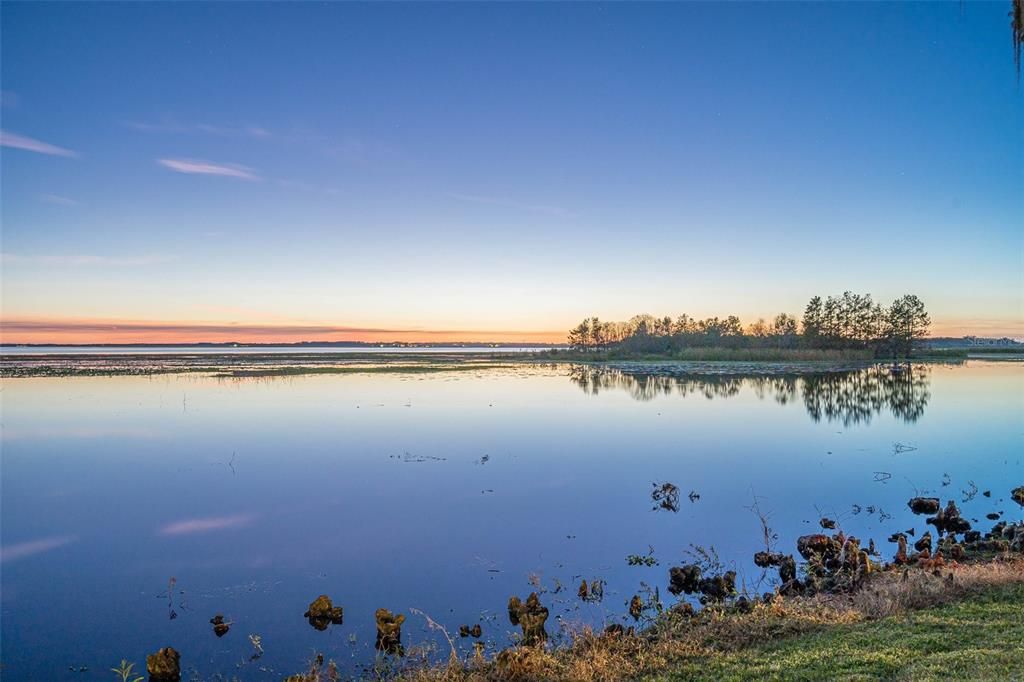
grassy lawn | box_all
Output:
[650,583,1024,681]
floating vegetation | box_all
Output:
[248,634,263,660]
[374,608,406,656]
[209,614,230,637]
[819,517,837,530]
[626,546,659,567]
[872,471,892,483]
[507,593,548,645]
[942,472,952,487]
[145,647,180,682]
[304,595,344,631]
[628,595,643,621]
[391,451,446,463]
[688,490,701,503]
[962,480,979,503]
[893,442,918,454]
[110,660,143,682]
[651,482,680,512]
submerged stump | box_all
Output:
[507,592,548,646]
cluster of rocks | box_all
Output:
[667,564,738,603]
[507,592,549,645]
[303,594,344,631]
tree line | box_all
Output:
[567,292,930,357]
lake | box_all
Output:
[1,359,1021,679]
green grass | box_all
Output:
[649,583,1024,681]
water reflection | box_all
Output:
[568,364,931,425]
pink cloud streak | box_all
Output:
[159,513,254,536]
[158,158,259,180]
[0,129,77,157]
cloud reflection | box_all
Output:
[159,513,254,536]
[1,535,78,563]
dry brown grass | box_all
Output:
[391,558,1024,682]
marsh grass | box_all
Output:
[391,559,1024,682]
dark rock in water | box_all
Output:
[983,490,991,498]
[629,595,643,621]
[894,536,909,565]
[927,501,971,536]
[210,614,229,637]
[887,532,906,544]
[796,534,832,560]
[697,571,737,603]
[668,564,702,595]
[589,579,604,603]
[577,580,588,600]
[507,593,548,646]
[819,518,837,530]
[604,623,625,637]
[753,551,785,568]
[987,513,1001,521]
[1012,486,1024,508]
[779,555,797,583]
[964,530,982,544]
[304,595,343,631]
[908,497,940,515]
[459,624,482,638]
[146,647,180,682]
[374,608,406,656]
[914,532,933,554]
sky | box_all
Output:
[1,1,1021,344]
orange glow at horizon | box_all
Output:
[1,316,1020,345]
[0,317,569,345]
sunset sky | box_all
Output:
[1,2,1021,344]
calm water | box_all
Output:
[1,361,1021,679]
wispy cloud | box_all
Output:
[448,192,574,218]
[1,252,172,267]
[127,119,271,138]
[159,514,254,536]
[0,129,77,158]
[158,158,259,180]
[1,535,77,563]
[38,193,80,206]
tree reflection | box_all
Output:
[568,364,930,425]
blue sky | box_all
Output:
[1,2,1021,342]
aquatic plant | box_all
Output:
[110,659,143,682]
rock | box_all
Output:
[914,532,932,554]
[629,595,643,621]
[697,571,736,602]
[894,535,909,565]
[374,608,405,656]
[577,580,588,600]
[927,501,971,536]
[668,564,702,595]
[1012,486,1024,508]
[146,647,180,682]
[210,614,229,637]
[753,551,785,568]
[796,534,832,560]
[303,595,343,631]
[779,555,797,583]
[459,624,482,638]
[908,497,940,515]
[507,593,548,646]
[986,513,1001,521]
[819,518,837,530]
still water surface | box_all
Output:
[1,361,1021,679]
